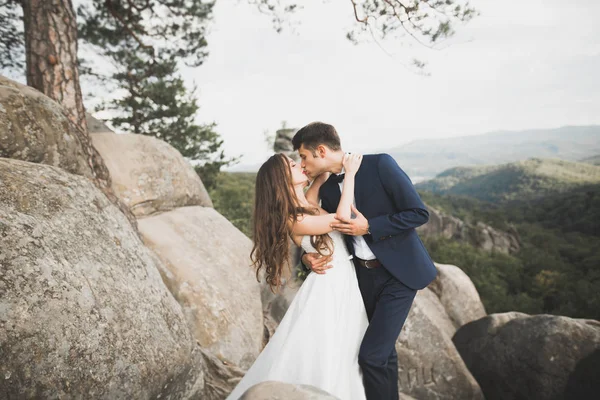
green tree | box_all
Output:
[0,0,24,73]
[76,1,235,189]
[209,172,257,238]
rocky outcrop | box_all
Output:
[418,205,520,254]
[241,381,339,399]
[0,158,204,399]
[0,75,137,230]
[138,206,263,369]
[0,75,94,178]
[429,263,486,334]
[274,128,298,161]
[91,129,264,384]
[396,287,484,400]
[453,313,600,400]
[92,133,212,217]
[199,348,246,400]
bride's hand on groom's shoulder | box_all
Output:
[343,153,363,176]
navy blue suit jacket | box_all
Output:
[319,153,437,290]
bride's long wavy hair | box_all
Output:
[251,153,333,292]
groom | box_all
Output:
[293,122,437,400]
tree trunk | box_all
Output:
[21,0,139,231]
[22,0,87,132]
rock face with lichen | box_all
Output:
[91,132,264,374]
[0,75,94,178]
[0,158,205,399]
[138,206,263,369]
[91,133,213,217]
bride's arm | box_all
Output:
[335,153,362,221]
[291,155,362,236]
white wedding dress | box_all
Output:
[226,231,369,399]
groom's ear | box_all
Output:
[316,145,327,158]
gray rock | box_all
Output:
[91,133,212,217]
[418,205,520,254]
[274,128,298,161]
[86,112,114,134]
[0,158,204,399]
[453,313,600,400]
[429,263,487,333]
[397,287,485,399]
[138,206,263,369]
[199,347,246,400]
[241,381,339,400]
[0,75,94,178]
[413,286,458,340]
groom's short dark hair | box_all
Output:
[292,122,342,153]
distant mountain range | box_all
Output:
[386,125,600,180]
[416,158,600,203]
[581,154,600,165]
[227,125,600,177]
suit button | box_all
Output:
[388,235,392,238]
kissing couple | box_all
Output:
[227,122,437,400]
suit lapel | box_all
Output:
[323,159,375,212]
[322,175,341,213]
[354,166,364,211]
[354,158,378,213]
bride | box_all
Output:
[226,153,369,399]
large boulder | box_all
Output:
[0,158,204,399]
[91,133,212,217]
[429,263,486,334]
[241,381,339,400]
[137,206,263,369]
[453,313,600,400]
[0,75,93,178]
[396,287,484,399]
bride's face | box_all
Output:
[287,157,309,186]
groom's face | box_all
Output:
[298,144,328,179]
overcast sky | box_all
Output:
[180,0,600,169]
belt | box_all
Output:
[355,257,382,269]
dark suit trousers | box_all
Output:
[355,261,417,400]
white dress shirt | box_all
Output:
[337,170,377,260]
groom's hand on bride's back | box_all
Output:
[302,252,333,275]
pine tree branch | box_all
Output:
[104,0,153,50]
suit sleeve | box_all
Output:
[368,154,429,243]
